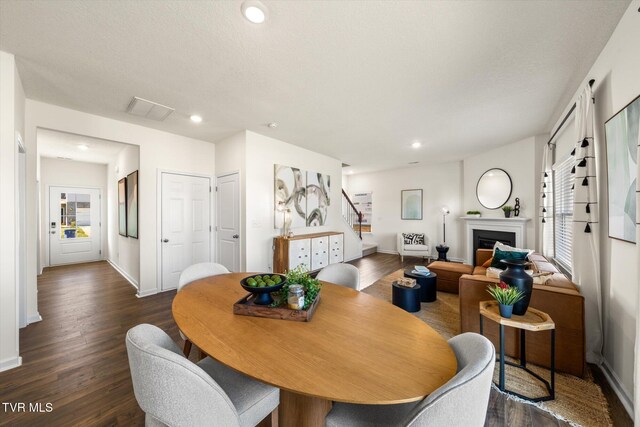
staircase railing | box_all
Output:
[341,189,363,239]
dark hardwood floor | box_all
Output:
[0,255,630,426]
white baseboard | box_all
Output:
[107,259,139,289]
[0,356,22,373]
[344,254,362,263]
[136,288,158,298]
[376,249,398,255]
[27,312,42,325]
[600,359,634,419]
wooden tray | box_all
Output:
[233,292,321,322]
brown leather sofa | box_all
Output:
[430,249,586,377]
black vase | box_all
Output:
[499,259,533,315]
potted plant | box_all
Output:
[272,265,322,310]
[502,205,514,218]
[487,281,525,318]
[466,210,481,218]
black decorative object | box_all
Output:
[581,138,589,147]
[542,218,546,223]
[513,198,520,217]
[404,269,437,302]
[571,184,575,190]
[240,274,286,305]
[544,172,548,178]
[436,245,449,262]
[577,158,587,167]
[571,148,576,156]
[571,165,576,174]
[542,193,546,198]
[586,204,590,214]
[585,223,591,233]
[542,207,546,213]
[582,177,589,186]
[392,282,421,313]
[499,259,533,316]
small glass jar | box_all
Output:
[287,285,305,310]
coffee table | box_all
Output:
[404,269,437,302]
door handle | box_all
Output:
[232,234,239,239]
[162,239,169,243]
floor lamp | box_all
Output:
[436,206,450,262]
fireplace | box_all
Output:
[472,229,516,265]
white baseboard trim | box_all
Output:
[600,359,634,419]
[376,249,398,255]
[0,356,22,373]
[107,259,139,289]
[136,288,158,298]
[27,313,42,325]
[344,254,362,263]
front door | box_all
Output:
[49,186,102,265]
[161,173,211,290]
[216,172,241,272]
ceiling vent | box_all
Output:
[341,163,351,168]
[126,97,175,121]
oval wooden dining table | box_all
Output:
[172,273,457,427]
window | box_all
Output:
[60,193,92,239]
[553,156,574,272]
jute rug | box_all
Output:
[363,269,612,427]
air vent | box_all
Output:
[341,163,351,168]
[126,97,175,121]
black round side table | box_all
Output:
[392,282,421,313]
[404,269,437,302]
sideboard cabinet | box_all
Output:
[273,232,344,274]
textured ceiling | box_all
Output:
[0,0,630,173]
[38,129,130,164]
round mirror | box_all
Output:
[476,168,512,209]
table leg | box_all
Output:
[520,329,526,368]
[551,329,556,400]
[279,389,332,427]
[479,314,483,335]
[499,324,505,391]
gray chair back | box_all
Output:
[178,262,230,292]
[126,324,240,427]
[404,332,495,427]
[316,264,360,290]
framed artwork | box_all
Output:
[306,171,330,226]
[401,189,423,220]
[274,164,307,229]
[604,94,639,243]
[118,178,127,237]
[126,170,139,239]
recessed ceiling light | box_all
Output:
[190,115,203,123]
[77,144,89,151]
[242,1,267,24]
[411,141,421,148]
[267,122,278,128]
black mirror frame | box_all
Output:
[475,168,512,210]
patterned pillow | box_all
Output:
[403,233,425,245]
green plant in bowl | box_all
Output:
[271,265,322,310]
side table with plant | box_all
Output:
[487,281,525,318]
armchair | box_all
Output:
[397,233,431,262]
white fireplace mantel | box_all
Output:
[460,216,531,265]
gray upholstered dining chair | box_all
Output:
[178,262,230,357]
[325,332,495,427]
[126,324,279,427]
[316,264,360,290]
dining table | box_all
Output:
[172,273,457,427]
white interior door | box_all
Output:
[216,173,240,272]
[49,186,102,266]
[161,173,211,290]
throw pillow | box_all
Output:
[490,247,529,269]
[493,241,535,258]
[403,233,425,245]
[482,257,493,268]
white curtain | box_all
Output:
[634,113,639,426]
[540,143,554,258]
[571,83,603,364]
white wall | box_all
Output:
[0,51,25,371]
[547,1,639,413]
[346,162,464,260]
[39,158,108,268]
[107,144,140,285]
[25,100,216,305]
[215,131,247,270]
[244,131,361,272]
[462,135,547,257]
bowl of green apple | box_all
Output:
[240,273,287,305]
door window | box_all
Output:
[60,193,92,239]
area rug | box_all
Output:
[363,269,612,427]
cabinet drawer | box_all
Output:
[288,239,311,271]
[329,234,343,250]
[311,237,329,252]
[311,251,329,271]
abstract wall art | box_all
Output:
[604,94,639,243]
[306,171,331,226]
[126,170,139,239]
[274,164,307,229]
